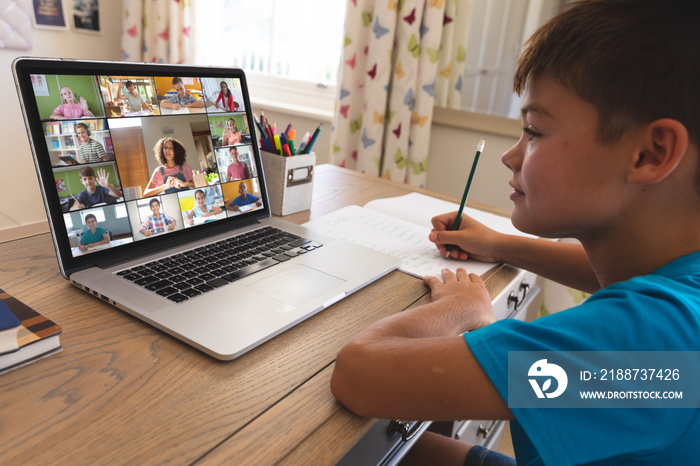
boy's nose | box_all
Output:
[501,144,521,172]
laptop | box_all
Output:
[12,57,400,360]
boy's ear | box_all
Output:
[628,118,688,185]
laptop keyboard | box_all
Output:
[116,226,322,303]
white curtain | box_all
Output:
[121,0,194,64]
[331,0,470,188]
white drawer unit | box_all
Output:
[338,268,540,465]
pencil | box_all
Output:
[445,139,485,259]
[301,123,323,154]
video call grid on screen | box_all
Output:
[30,72,264,257]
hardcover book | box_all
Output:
[0,288,62,374]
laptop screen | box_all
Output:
[14,59,270,274]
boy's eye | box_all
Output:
[523,127,541,140]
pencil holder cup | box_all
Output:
[260,151,315,216]
[193,173,208,188]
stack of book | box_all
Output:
[0,288,62,375]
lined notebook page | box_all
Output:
[303,193,532,279]
[364,193,527,237]
[303,205,494,279]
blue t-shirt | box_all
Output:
[465,251,700,465]
[80,226,108,245]
[229,194,259,208]
[76,186,112,207]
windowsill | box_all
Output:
[433,107,521,138]
[246,74,335,122]
[243,78,522,131]
[248,95,334,122]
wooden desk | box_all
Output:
[0,165,519,465]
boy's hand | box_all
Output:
[96,169,110,187]
[423,268,496,330]
[429,212,501,263]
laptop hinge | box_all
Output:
[96,218,262,269]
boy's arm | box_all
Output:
[106,186,122,198]
[187,97,205,108]
[97,232,110,245]
[331,269,513,421]
[160,99,179,110]
[140,218,152,236]
[430,212,600,293]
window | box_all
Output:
[115,204,128,219]
[459,0,566,118]
[193,0,346,115]
[81,210,105,223]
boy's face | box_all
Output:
[174,82,187,97]
[76,127,89,142]
[80,175,96,191]
[502,75,639,239]
[150,202,161,216]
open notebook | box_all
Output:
[304,192,535,279]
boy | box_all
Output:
[78,213,110,252]
[139,198,176,237]
[160,77,204,111]
[226,182,262,212]
[70,166,123,211]
[331,1,700,464]
[225,146,250,181]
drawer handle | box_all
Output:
[477,421,496,439]
[507,291,520,310]
[519,281,530,302]
[387,420,426,441]
[508,281,531,313]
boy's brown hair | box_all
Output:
[514,0,700,145]
[79,166,95,178]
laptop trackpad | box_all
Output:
[249,265,346,307]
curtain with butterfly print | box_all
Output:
[121,0,194,64]
[434,1,470,109]
[331,0,470,187]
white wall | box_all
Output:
[426,124,518,211]
[0,0,123,232]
